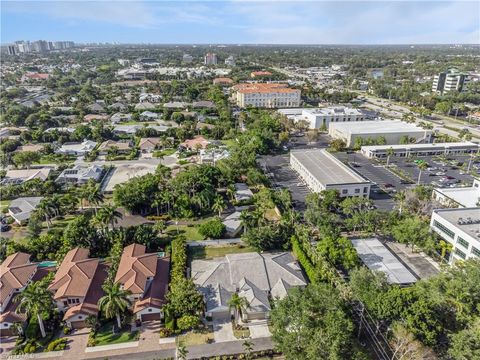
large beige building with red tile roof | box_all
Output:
[48,248,109,329]
[115,244,169,322]
[231,83,301,108]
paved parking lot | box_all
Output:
[258,154,310,211]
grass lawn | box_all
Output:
[153,148,176,157]
[166,224,205,241]
[221,139,237,149]
[189,245,257,260]
[0,199,11,211]
[233,327,250,339]
[178,329,214,346]
[92,323,139,346]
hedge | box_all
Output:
[291,236,316,283]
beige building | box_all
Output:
[232,83,301,108]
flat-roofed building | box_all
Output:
[278,107,367,130]
[351,238,417,285]
[433,179,480,208]
[361,142,480,159]
[290,149,371,197]
[329,120,431,147]
[432,68,470,95]
[232,83,301,108]
[430,207,480,263]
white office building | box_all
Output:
[278,107,367,130]
[329,120,431,147]
[430,208,480,263]
[433,179,480,208]
[204,53,218,65]
[432,68,470,94]
[232,83,301,108]
[290,149,371,197]
[361,142,480,159]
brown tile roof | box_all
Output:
[180,135,209,150]
[115,244,157,295]
[0,293,27,324]
[213,77,233,85]
[233,83,298,94]
[48,248,100,300]
[98,140,132,152]
[251,71,272,77]
[0,253,37,306]
[63,263,109,320]
[138,138,160,150]
[133,257,170,313]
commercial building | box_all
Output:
[290,149,371,197]
[351,238,417,285]
[182,54,193,63]
[278,107,368,129]
[204,53,218,65]
[433,179,480,208]
[225,55,235,66]
[430,208,480,263]
[191,252,307,320]
[232,83,301,108]
[432,68,470,94]
[361,142,480,159]
[329,120,431,147]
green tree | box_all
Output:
[198,217,226,239]
[270,283,354,360]
[96,205,122,230]
[97,282,131,329]
[228,293,250,326]
[15,280,54,338]
[391,217,431,251]
[329,139,346,152]
[448,320,480,360]
[12,151,41,169]
[212,195,226,217]
[165,278,203,319]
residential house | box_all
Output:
[110,113,132,124]
[8,197,43,225]
[56,165,103,185]
[179,135,209,151]
[1,168,51,185]
[87,102,105,113]
[163,102,191,110]
[138,138,161,153]
[139,93,162,103]
[0,253,53,336]
[222,211,243,237]
[192,101,216,109]
[191,252,307,320]
[140,111,159,121]
[97,140,133,155]
[234,183,254,202]
[109,102,127,112]
[213,77,233,86]
[83,114,109,122]
[113,125,142,135]
[114,244,170,322]
[57,140,97,156]
[48,248,108,329]
[135,102,156,111]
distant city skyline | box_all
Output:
[1,1,479,45]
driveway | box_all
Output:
[213,319,235,342]
[248,324,272,339]
[0,336,16,358]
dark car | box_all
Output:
[0,224,11,232]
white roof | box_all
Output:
[8,197,43,222]
[351,238,417,284]
[2,168,51,184]
[303,107,364,117]
[59,140,97,152]
[435,180,480,208]
[362,142,479,151]
[330,120,426,134]
[222,211,242,234]
[291,149,369,185]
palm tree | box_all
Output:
[394,191,406,214]
[228,293,250,326]
[151,196,162,216]
[15,281,54,338]
[84,180,104,215]
[36,198,57,229]
[243,339,254,359]
[212,195,226,217]
[417,162,428,185]
[386,147,394,167]
[98,282,131,329]
[226,184,236,202]
[97,205,122,230]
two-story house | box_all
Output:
[114,244,170,322]
[48,248,108,329]
[0,253,52,336]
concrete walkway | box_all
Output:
[85,341,138,353]
[213,320,236,342]
[249,324,272,339]
[187,238,243,247]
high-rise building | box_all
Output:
[7,45,17,55]
[432,68,470,94]
[225,55,235,66]
[204,52,217,65]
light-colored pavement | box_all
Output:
[248,324,272,339]
[213,320,236,343]
[84,341,138,353]
[386,241,441,279]
[0,337,17,359]
[187,238,243,246]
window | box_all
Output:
[457,237,469,249]
[342,189,348,194]
[363,187,368,193]
[472,247,480,258]
[454,248,466,259]
[433,220,455,238]
[354,189,360,194]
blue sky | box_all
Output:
[1,1,479,44]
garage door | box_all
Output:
[0,327,16,337]
[70,320,87,329]
[141,313,161,322]
[211,311,230,321]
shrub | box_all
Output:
[159,327,172,338]
[46,338,68,352]
[177,314,199,331]
[23,342,37,354]
[199,217,225,239]
[291,236,316,282]
[86,336,96,347]
[63,327,71,335]
[25,316,40,339]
